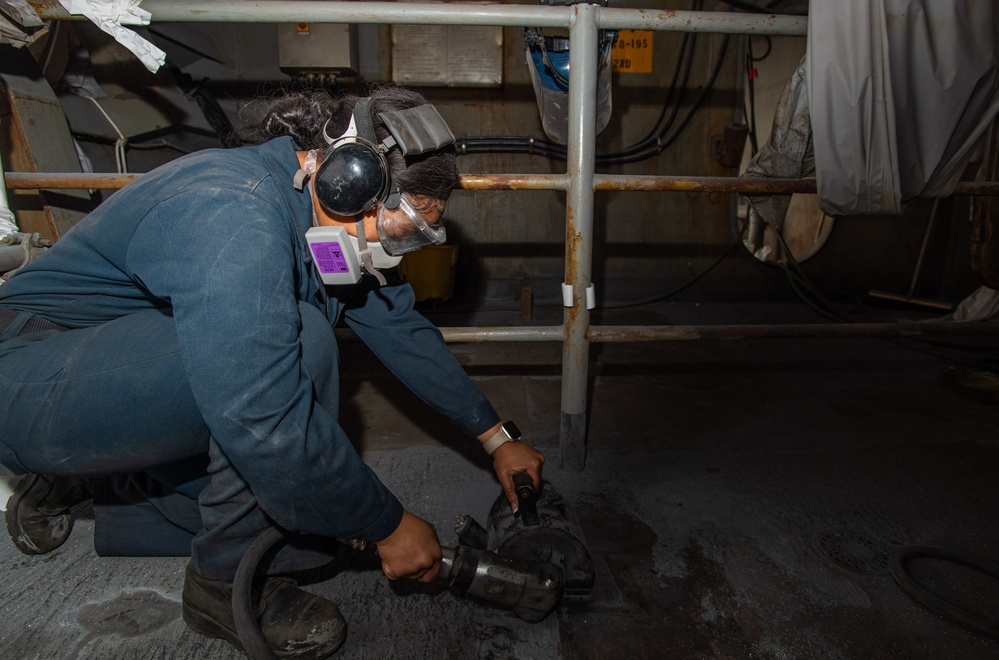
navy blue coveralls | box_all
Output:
[0,137,499,579]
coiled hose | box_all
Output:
[890,545,999,638]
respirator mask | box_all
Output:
[295,98,455,286]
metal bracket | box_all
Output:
[561,283,595,309]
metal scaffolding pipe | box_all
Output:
[587,322,999,343]
[559,4,599,472]
[8,172,999,197]
[30,1,808,35]
[342,321,999,344]
[436,326,564,343]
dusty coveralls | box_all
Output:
[0,137,499,578]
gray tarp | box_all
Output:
[746,1,999,225]
[808,0,999,216]
[744,56,813,230]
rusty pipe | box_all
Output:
[7,172,999,196]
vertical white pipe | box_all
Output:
[559,3,598,471]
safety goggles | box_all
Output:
[376,193,446,256]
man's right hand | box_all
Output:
[374,510,442,583]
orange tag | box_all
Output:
[611,30,653,73]
[296,22,310,34]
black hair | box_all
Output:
[239,85,458,203]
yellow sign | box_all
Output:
[611,30,653,74]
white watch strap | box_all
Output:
[482,428,516,455]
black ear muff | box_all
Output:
[314,138,389,217]
[313,98,390,217]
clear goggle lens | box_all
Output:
[376,194,446,256]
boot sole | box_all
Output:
[182,598,249,652]
[182,597,346,659]
[4,474,73,555]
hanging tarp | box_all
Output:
[743,56,813,230]
[808,0,999,216]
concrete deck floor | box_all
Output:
[2,300,999,659]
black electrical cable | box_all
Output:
[597,0,703,162]
[599,34,731,166]
[767,225,999,369]
[456,0,731,166]
[718,0,809,15]
[890,545,999,639]
[602,219,747,310]
[624,32,694,154]
[168,62,243,149]
[715,0,771,14]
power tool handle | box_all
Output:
[513,472,540,527]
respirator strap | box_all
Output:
[354,223,387,287]
[293,150,319,191]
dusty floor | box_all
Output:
[2,299,998,659]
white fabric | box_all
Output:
[941,286,999,323]
[808,1,999,216]
[0,138,18,236]
[0,207,17,237]
[58,0,165,72]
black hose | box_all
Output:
[889,545,999,638]
[232,526,290,660]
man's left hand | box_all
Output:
[491,440,545,512]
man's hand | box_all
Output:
[491,440,545,512]
[374,510,442,583]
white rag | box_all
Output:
[58,0,166,72]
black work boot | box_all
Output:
[182,564,346,659]
[5,474,92,555]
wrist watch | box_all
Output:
[482,420,522,455]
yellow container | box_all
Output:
[399,244,459,302]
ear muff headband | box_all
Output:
[314,98,391,217]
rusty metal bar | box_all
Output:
[341,321,999,344]
[438,327,564,342]
[458,174,569,191]
[587,322,999,342]
[4,173,137,190]
[8,172,999,196]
